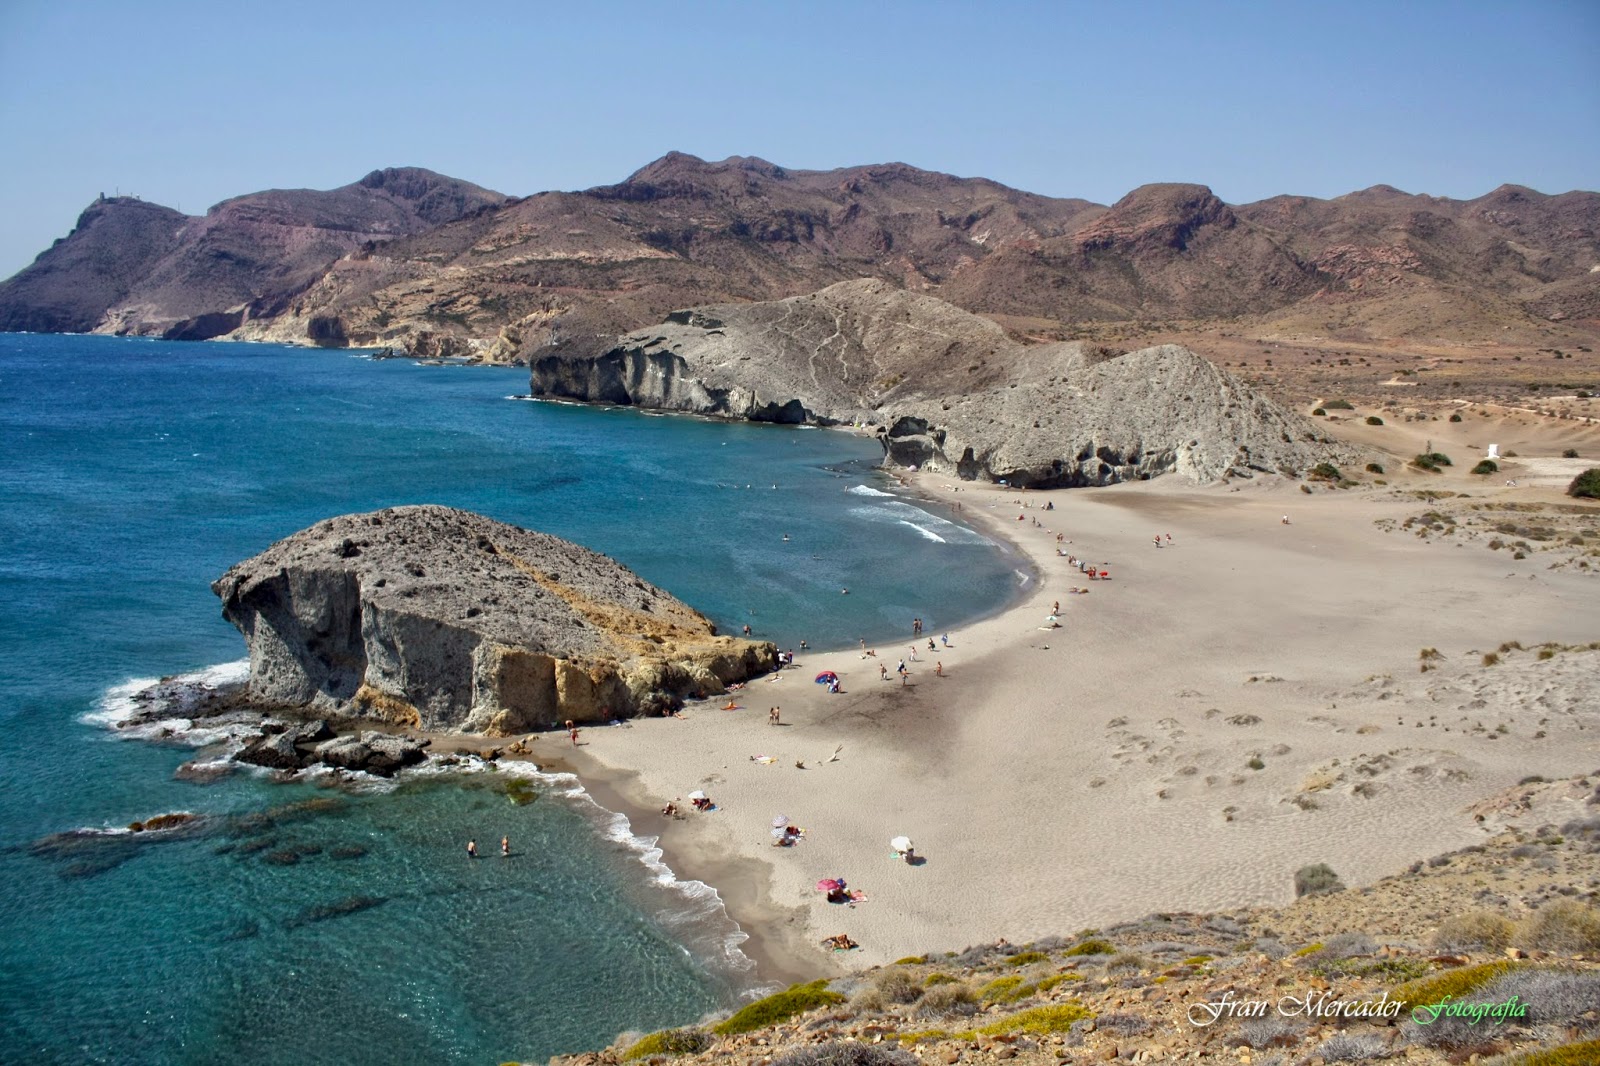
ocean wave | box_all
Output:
[898,520,946,543]
[845,484,896,498]
[84,660,253,747]
[846,502,992,547]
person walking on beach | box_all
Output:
[769,706,781,725]
[879,663,889,681]
[467,839,478,858]
[501,836,510,857]
[908,645,918,661]
[935,661,943,677]
[940,633,949,647]
[1281,514,1290,525]
[897,658,907,678]
[566,720,579,746]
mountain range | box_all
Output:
[1,154,1595,361]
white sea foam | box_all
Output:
[86,666,767,994]
[846,502,992,547]
[84,659,248,726]
[898,520,947,543]
[845,484,896,498]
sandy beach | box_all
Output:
[556,412,1600,983]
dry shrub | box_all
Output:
[916,982,979,1020]
[1515,900,1600,953]
[869,967,924,1005]
[1105,952,1147,973]
[1433,910,1516,953]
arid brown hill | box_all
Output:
[2,154,1595,356]
[0,167,508,338]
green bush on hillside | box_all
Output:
[1294,863,1345,897]
[1309,462,1341,481]
[623,1027,714,1060]
[1472,459,1498,475]
[713,981,846,1035]
[1568,469,1600,500]
[1366,415,1384,426]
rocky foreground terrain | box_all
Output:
[529,279,1364,485]
[547,810,1600,1066]
[211,506,773,733]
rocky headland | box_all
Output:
[211,505,774,735]
[528,278,1364,486]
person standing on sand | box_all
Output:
[880,663,889,681]
[769,706,781,725]
[565,720,579,745]
[935,661,943,677]
[1282,515,1290,525]
[467,839,478,858]
[908,645,918,661]
[501,836,510,857]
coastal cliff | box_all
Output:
[212,506,774,733]
[528,279,1362,486]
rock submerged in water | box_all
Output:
[212,506,775,734]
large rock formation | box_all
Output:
[212,506,774,733]
[529,278,1363,486]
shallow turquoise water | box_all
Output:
[0,334,1022,1064]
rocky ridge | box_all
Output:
[0,168,507,337]
[212,506,774,733]
[3,155,1594,359]
[529,279,1362,486]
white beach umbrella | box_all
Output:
[772,815,789,828]
[890,836,913,852]
[687,789,707,801]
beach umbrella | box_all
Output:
[816,878,843,892]
[687,789,707,801]
[771,815,789,828]
[770,827,788,838]
[814,671,837,684]
[890,836,913,853]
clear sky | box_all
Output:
[0,0,1595,280]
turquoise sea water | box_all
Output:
[0,334,1022,1064]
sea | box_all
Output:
[0,333,1023,1065]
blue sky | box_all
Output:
[0,0,1595,279]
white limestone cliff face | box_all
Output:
[528,280,1365,487]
